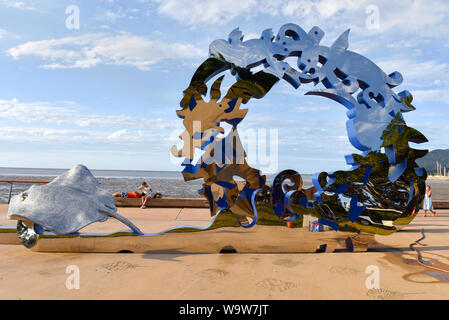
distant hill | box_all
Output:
[416,149,449,175]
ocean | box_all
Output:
[0,167,446,204]
[0,167,295,204]
[0,167,205,203]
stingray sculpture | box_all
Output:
[8,165,143,241]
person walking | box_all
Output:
[423,185,437,217]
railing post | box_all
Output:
[0,180,49,204]
[7,182,13,204]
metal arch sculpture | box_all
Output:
[3,23,428,253]
[172,23,428,235]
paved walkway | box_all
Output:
[0,204,212,233]
[1,204,449,299]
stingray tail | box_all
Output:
[105,211,144,235]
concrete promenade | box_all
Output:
[0,204,449,299]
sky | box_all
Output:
[0,0,448,174]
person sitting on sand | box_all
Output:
[138,181,153,209]
[423,185,437,217]
[112,191,142,198]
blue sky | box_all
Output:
[0,0,448,174]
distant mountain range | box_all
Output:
[416,149,449,175]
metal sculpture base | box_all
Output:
[1,214,375,253]
[0,226,21,245]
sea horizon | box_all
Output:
[0,166,186,180]
[0,166,316,180]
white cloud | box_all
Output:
[152,0,360,28]
[0,127,91,142]
[0,126,175,149]
[0,100,177,149]
[155,0,259,26]
[95,6,139,22]
[152,0,449,38]
[0,0,38,11]
[6,32,205,70]
[387,39,430,49]
[0,98,177,130]
[377,56,449,87]
[412,89,449,103]
[295,105,332,113]
[96,10,128,22]
[107,129,128,141]
[0,28,19,39]
[372,0,449,35]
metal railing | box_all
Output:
[0,180,50,204]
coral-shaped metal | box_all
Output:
[173,23,428,235]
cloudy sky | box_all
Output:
[0,0,447,174]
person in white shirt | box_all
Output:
[138,181,153,209]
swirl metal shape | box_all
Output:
[173,23,428,236]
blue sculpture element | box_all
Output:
[174,23,428,236]
[210,24,414,152]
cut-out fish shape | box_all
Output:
[7,164,142,235]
